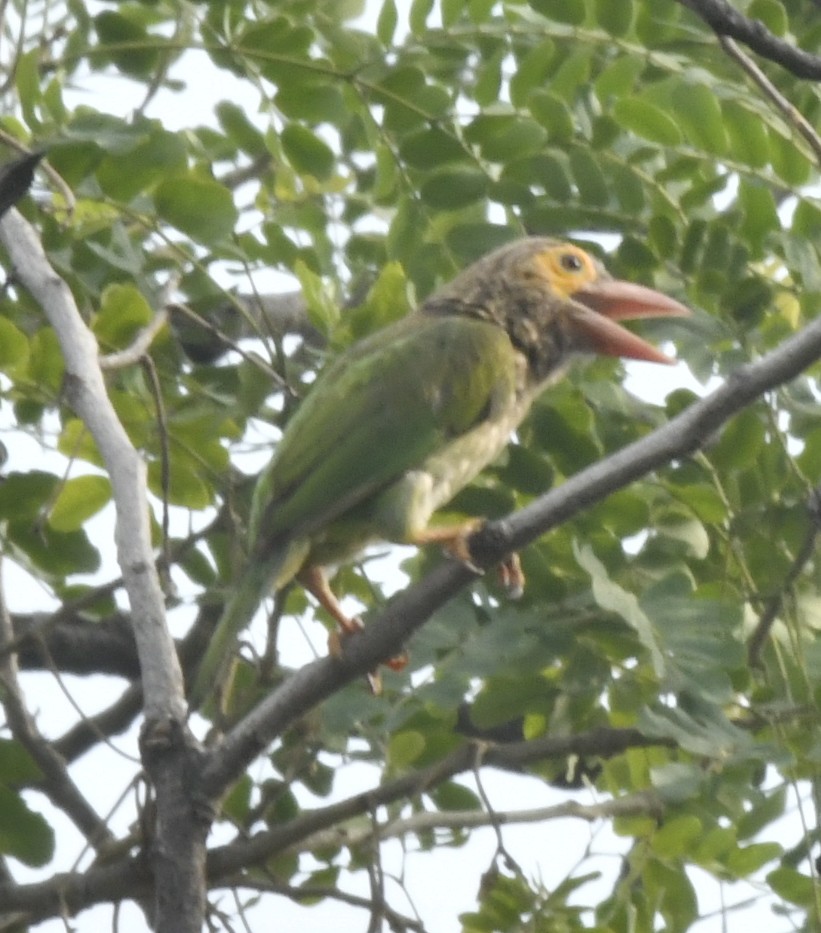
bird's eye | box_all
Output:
[559,252,584,273]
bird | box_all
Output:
[190,237,688,703]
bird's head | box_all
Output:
[427,237,689,379]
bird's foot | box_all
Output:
[411,519,485,573]
[496,552,525,599]
[412,521,526,598]
[298,566,407,695]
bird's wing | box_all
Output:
[251,314,522,549]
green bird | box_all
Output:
[191,237,688,702]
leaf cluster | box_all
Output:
[1,0,821,930]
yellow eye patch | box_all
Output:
[533,244,599,298]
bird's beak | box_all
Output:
[570,279,690,364]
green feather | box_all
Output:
[191,314,524,704]
[189,541,306,705]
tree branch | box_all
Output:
[0,726,665,922]
[206,727,670,877]
[676,0,821,79]
[0,209,183,720]
[717,35,821,166]
[0,209,207,933]
[200,314,821,797]
[375,789,662,842]
[12,611,140,679]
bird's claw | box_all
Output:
[497,552,525,599]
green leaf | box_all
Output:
[8,522,100,577]
[388,730,426,769]
[94,10,160,77]
[147,458,212,510]
[510,40,555,107]
[651,815,703,858]
[420,167,488,209]
[0,473,58,523]
[613,98,682,146]
[670,83,728,155]
[442,0,466,27]
[0,787,54,866]
[0,739,42,783]
[467,115,548,162]
[529,0,586,25]
[444,224,516,263]
[474,46,504,107]
[656,514,710,559]
[93,283,154,351]
[595,0,633,35]
[726,842,783,877]
[568,149,608,206]
[694,825,737,864]
[767,866,816,905]
[471,674,554,727]
[377,0,398,44]
[430,781,482,812]
[737,179,779,254]
[15,50,42,129]
[769,128,812,186]
[154,175,238,244]
[48,475,112,532]
[294,259,339,334]
[351,260,410,335]
[748,0,787,35]
[400,126,468,168]
[574,542,666,677]
[216,102,266,154]
[594,55,644,101]
[736,786,787,840]
[96,128,187,200]
[410,0,434,34]
[722,101,770,169]
[528,91,574,142]
[281,124,335,181]
[27,328,64,395]
[710,409,766,471]
[0,318,29,375]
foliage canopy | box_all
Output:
[1,0,821,930]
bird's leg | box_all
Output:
[410,522,526,598]
[296,565,407,695]
[297,564,362,636]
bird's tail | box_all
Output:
[189,554,284,708]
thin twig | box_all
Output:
[748,484,821,667]
[677,0,821,80]
[718,35,821,167]
[99,309,169,370]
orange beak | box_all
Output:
[570,279,690,364]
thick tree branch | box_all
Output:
[12,611,140,678]
[0,209,182,720]
[202,313,821,797]
[676,0,821,79]
[0,726,666,922]
[0,209,206,933]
